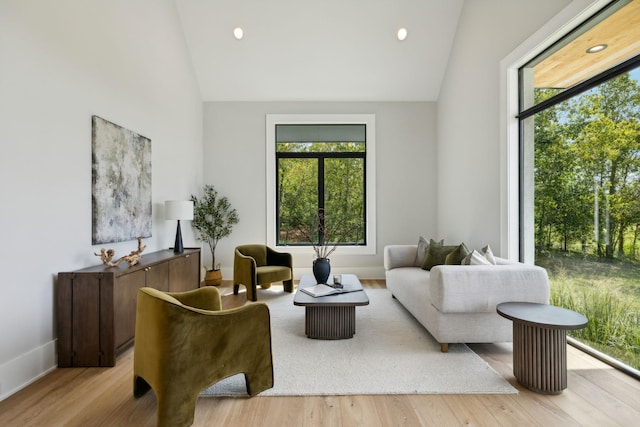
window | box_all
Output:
[276,124,366,247]
[518,0,640,374]
[266,115,376,255]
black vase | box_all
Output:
[312,258,331,284]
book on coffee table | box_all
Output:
[300,284,342,297]
[299,282,362,297]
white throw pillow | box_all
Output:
[482,245,497,265]
[414,236,429,266]
[462,250,492,265]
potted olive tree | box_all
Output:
[190,185,239,286]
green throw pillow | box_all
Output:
[445,243,470,265]
[414,236,444,266]
[422,239,458,270]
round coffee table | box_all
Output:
[497,302,588,394]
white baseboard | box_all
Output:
[0,340,57,401]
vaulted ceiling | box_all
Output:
[175,0,464,102]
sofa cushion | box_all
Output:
[462,246,497,265]
[385,267,432,313]
[429,263,550,313]
[414,236,429,266]
[445,243,470,265]
[463,250,491,265]
[482,245,496,265]
[414,237,443,267]
[422,240,459,270]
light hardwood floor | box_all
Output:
[1,280,639,426]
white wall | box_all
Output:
[436,0,573,257]
[0,0,203,399]
[203,102,436,278]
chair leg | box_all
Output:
[246,284,257,301]
[244,368,274,396]
[133,375,151,398]
[283,279,294,293]
[156,391,198,427]
[440,343,449,353]
[233,284,240,295]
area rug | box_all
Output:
[202,288,517,396]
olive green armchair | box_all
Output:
[233,244,294,301]
[133,286,273,427]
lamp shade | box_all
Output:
[165,200,194,221]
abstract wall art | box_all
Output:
[92,115,152,245]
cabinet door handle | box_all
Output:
[185,254,190,258]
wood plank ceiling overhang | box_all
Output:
[533,0,640,89]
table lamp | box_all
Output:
[165,200,193,253]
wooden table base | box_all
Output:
[498,302,587,395]
[513,322,568,394]
[305,306,356,339]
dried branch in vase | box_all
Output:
[293,208,363,259]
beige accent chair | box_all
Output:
[233,244,294,301]
[133,286,273,427]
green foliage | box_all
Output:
[291,207,363,258]
[277,141,366,250]
[278,158,318,242]
[190,185,239,270]
[538,251,640,370]
[534,72,640,259]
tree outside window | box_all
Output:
[521,67,640,371]
[276,134,366,248]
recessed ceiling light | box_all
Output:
[586,44,607,54]
[233,27,244,40]
[397,27,408,41]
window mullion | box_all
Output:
[318,156,325,245]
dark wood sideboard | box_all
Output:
[56,248,201,367]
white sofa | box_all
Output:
[384,245,550,352]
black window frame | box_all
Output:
[518,51,640,261]
[275,137,367,248]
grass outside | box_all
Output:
[535,250,640,371]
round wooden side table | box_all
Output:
[497,302,588,394]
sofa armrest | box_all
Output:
[384,245,418,270]
[430,263,550,313]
